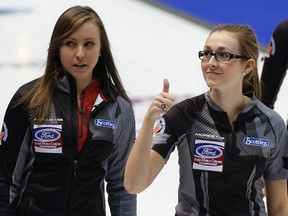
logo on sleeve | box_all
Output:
[153,117,166,135]
[0,122,8,145]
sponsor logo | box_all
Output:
[0,132,3,145]
[195,144,223,159]
[243,137,269,147]
[95,119,117,129]
[35,129,61,142]
[153,118,165,135]
[0,122,8,145]
[267,38,275,56]
[153,123,162,134]
[195,133,224,141]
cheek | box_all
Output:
[59,49,71,62]
[59,50,72,71]
[94,47,101,58]
[90,50,101,63]
[200,61,206,71]
[200,62,208,76]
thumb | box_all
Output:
[163,78,169,93]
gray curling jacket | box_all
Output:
[0,74,136,216]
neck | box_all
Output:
[76,77,95,105]
[210,90,249,125]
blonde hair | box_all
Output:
[211,24,262,99]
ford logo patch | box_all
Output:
[195,145,223,159]
[35,129,61,142]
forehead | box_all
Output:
[204,31,240,52]
[69,21,100,39]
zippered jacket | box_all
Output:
[0,74,136,216]
[152,91,288,216]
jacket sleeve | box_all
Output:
[0,91,31,215]
[261,19,288,109]
[105,99,137,216]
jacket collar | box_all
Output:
[54,72,119,103]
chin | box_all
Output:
[205,81,216,89]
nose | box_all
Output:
[208,55,217,62]
[207,55,217,67]
[76,45,85,59]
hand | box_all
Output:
[146,79,175,121]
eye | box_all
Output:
[218,52,230,58]
[84,41,95,48]
[203,51,211,57]
[63,40,76,47]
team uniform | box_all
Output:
[261,19,288,110]
[0,73,136,216]
[152,91,288,216]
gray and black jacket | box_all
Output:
[152,91,288,216]
[0,74,136,216]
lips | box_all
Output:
[73,63,86,68]
[206,71,220,75]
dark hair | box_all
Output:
[210,24,262,99]
[18,5,132,123]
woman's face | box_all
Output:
[201,31,249,92]
[59,21,101,85]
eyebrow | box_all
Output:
[204,46,236,53]
[84,37,97,41]
[64,37,97,42]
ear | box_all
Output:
[243,59,255,75]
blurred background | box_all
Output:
[0,0,287,215]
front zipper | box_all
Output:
[68,75,79,178]
[73,160,78,178]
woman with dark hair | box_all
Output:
[125,24,288,216]
[0,5,136,216]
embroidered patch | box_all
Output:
[33,124,63,153]
[243,137,269,147]
[0,122,8,145]
[193,139,225,172]
[95,119,117,129]
[267,37,275,56]
[153,117,166,135]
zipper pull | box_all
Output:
[74,160,78,178]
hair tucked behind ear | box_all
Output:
[211,24,262,99]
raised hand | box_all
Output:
[146,78,175,121]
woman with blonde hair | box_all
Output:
[125,24,288,216]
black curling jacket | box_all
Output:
[0,74,136,216]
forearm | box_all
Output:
[125,80,174,193]
[124,115,156,193]
[266,179,288,216]
[267,202,288,216]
